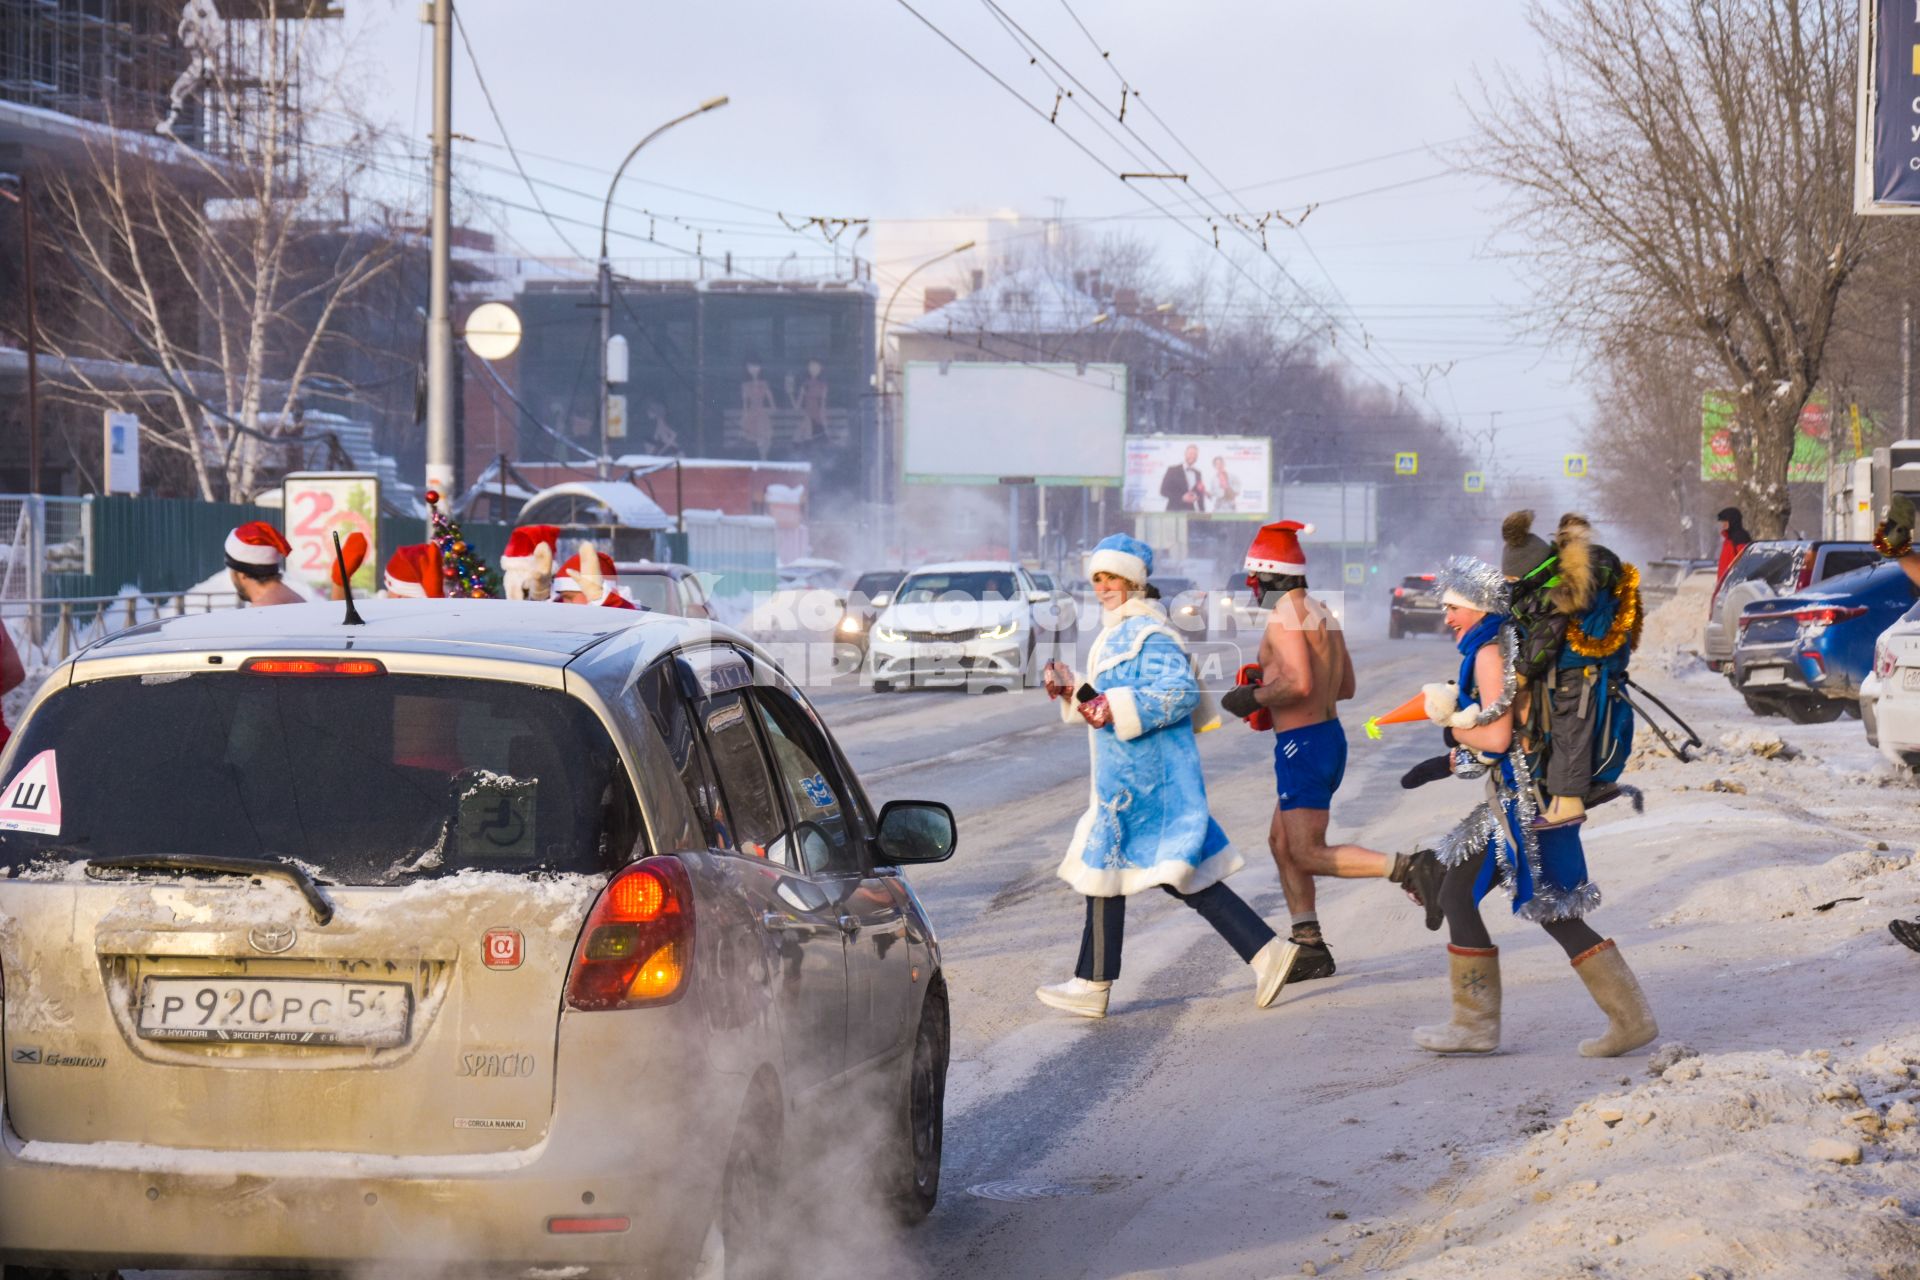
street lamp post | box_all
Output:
[597,96,729,480]
[873,239,977,538]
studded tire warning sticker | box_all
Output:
[0,750,62,836]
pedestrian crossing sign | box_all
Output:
[1343,563,1366,585]
[1564,454,1589,478]
[1394,452,1419,476]
[1464,471,1485,493]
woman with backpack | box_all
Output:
[1410,555,1659,1059]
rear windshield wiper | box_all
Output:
[86,854,335,925]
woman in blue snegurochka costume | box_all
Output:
[1410,554,1658,1058]
[1034,534,1297,1020]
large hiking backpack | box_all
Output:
[1556,560,1643,785]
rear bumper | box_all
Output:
[0,1076,738,1274]
[1877,681,1920,757]
[1733,643,1849,700]
[0,1117,721,1274]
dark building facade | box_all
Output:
[515,277,877,498]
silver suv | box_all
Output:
[1703,540,1879,672]
[0,600,955,1276]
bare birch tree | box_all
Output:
[36,2,399,501]
[1466,0,1870,537]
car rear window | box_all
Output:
[623,574,676,612]
[0,672,642,884]
[1724,542,1801,591]
[1816,547,1880,581]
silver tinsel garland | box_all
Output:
[1432,554,1510,615]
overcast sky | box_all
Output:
[349,0,1586,487]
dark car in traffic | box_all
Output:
[1733,559,1920,722]
[1152,575,1212,642]
[1389,573,1444,638]
[834,569,910,660]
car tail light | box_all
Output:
[547,1216,631,1235]
[242,657,386,676]
[1792,606,1867,627]
[1878,645,1897,679]
[565,857,694,1011]
[1392,587,1406,598]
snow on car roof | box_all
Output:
[902,560,1020,574]
[76,599,695,665]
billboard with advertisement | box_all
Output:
[1855,0,1920,213]
[1121,435,1272,518]
[902,361,1126,485]
[1700,392,1860,483]
[282,472,380,596]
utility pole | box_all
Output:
[423,0,455,521]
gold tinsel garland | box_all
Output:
[1565,561,1642,659]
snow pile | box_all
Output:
[1637,577,1715,672]
[1651,846,1917,927]
[1368,1039,1920,1278]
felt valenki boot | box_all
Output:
[1412,944,1501,1054]
[1570,939,1657,1057]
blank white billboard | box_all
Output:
[1279,482,1379,545]
[902,361,1126,485]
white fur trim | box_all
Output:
[225,529,284,566]
[1441,588,1478,610]
[1056,839,1245,897]
[384,574,425,598]
[1245,554,1307,574]
[552,573,580,593]
[1105,686,1144,741]
[1088,547,1148,586]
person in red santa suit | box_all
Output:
[225,521,303,606]
[555,542,638,609]
[500,524,559,601]
[383,543,445,599]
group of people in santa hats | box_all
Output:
[222,520,637,610]
[1037,515,1662,1069]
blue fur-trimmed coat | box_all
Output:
[1055,601,1237,897]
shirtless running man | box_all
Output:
[1220,521,1443,980]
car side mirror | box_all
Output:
[1026,590,1052,605]
[874,800,957,865]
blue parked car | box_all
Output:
[1733,559,1920,723]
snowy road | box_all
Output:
[820,616,1920,1278]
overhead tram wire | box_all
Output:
[889,0,1416,401]
[1024,0,1439,414]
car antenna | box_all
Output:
[333,531,365,627]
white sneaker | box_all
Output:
[1036,977,1112,1019]
[1250,938,1300,1009]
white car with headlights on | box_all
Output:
[868,561,1048,693]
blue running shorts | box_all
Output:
[1272,718,1348,812]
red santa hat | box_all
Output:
[329,531,369,589]
[555,545,619,597]
[384,542,445,598]
[225,521,291,577]
[500,524,560,572]
[1244,520,1314,576]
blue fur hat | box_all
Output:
[1089,533,1153,586]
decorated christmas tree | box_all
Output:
[425,490,495,599]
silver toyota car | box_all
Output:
[0,600,955,1277]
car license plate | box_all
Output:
[1744,667,1786,687]
[924,643,960,661]
[137,977,412,1046]
[1904,668,1920,692]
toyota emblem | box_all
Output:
[248,924,297,955]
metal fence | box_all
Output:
[0,496,94,601]
[2,590,240,679]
